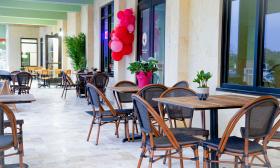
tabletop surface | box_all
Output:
[153,94,256,110]
[108,86,139,93]
[0,94,36,104]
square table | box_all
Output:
[0,94,36,167]
[108,86,139,94]
[153,94,255,168]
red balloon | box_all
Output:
[122,45,133,55]
[114,26,128,38]
[121,33,134,45]
[124,9,133,16]
[112,52,123,61]
[117,11,124,20]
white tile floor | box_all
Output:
[3,83,280,168]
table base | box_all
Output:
[210,109,219,168]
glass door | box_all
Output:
[46,35,61,69]
[138,0,166,84]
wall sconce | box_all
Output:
[58,28,64,37]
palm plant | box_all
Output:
[65,33,86,71]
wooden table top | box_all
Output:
[108,86,139,93]
[0,94,36,104]
[153,94,256,110]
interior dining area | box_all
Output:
[0,0,280,168]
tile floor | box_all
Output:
[3,83,280,168]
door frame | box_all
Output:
[45,34,62,69]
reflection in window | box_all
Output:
[153,3,165,84]
[21,38,38,67]
[0,25,7,70]
[101,2,114,76]
[227,0,257,86]
[262,1,280,88]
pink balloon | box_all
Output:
[110,40,123,52]
[111,35,119,41]
[127,24,135,33]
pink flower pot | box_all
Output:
[136,71,153,88]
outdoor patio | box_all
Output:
[0,83,278,168]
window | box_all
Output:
[46,35,62,69]
[21,38,38,67]
[221,0,280,96]
[138,0,166,84]
[101,2,114,76]
[0,25,7,70]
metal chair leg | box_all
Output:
[96,122,101,145]
[137,146,147,168]
[87,117,95,141]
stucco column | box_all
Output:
[165,0,190,86]
[113,0,137,83]
[66,11,81,69]
[81,5,94,69]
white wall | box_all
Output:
[93,0,113,71]
[7,25,40,71]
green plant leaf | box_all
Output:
[65,33,86,71]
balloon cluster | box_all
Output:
[109,8,135,61]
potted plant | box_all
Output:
[65,33,86,71]
[127,58,158,88]
[193,70,212,100]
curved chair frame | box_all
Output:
[159,87,209,139]
[0,103,24,167]
[132,94,200,168]
[203,96,279,168]
[172,81,189,88]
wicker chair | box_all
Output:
[159,87,209,139]
[263,115,280,151]
[136,84,168,115]
[13,72,32,94]
[61,71,77,99]
[172,81,189,88]
[86,83,133,145]
[89,72,109,94]
[113,81,138,141]
[0,103,24,167]
[202,96,279,168]
[132,94,201,168]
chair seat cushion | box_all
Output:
[116,109,133,115]
[202,136,263,154]
[0,135,13,148]
[170,127,209,137]
[95,111,118,122]
[148,134,200,149]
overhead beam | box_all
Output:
[0,7,67,20]
[18,0,94,5]
[0,16,57,26]
[0,0,81,12]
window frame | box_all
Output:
[219,0,280,97]
[45,34,62,69]
[100,2,114,77]
[20,37,38,67]
[137,0,166,84]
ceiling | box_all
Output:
[0,0,94,26]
